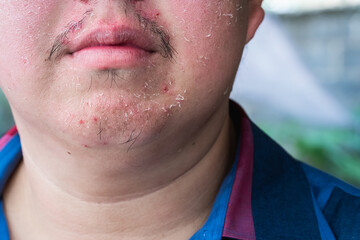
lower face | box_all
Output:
[0,0,247,149]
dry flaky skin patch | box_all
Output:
[56,66,187,150]
[52,0,245,150]
[41,4,185,150]
[0,0,246,151]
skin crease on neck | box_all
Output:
[0,0,264,239]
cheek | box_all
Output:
[167,0,246,88]
[170,0,245,36]
[172,0,245,59]
[0,1,57,89]
[0,1,56,54]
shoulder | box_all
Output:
[302,163,360,239]
[248,120,360,239]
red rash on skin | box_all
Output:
[79,120,85,124]
[0,0,247,150]
[161,81,175,94]
[162,85,169,93]
[135,9,161,21]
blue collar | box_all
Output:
[0,133,22,239]
[190,147,239,240]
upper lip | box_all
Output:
[67,25,157,54]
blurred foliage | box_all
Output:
[259,111,360,188]
[0,90,14,135]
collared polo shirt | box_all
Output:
[0,102,359,239]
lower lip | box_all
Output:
[67,46,154,69]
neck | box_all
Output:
[4,102,236,240]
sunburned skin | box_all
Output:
[0,0,245,150]
[0,0,258,203]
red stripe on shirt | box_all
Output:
[222,108,256,240]
[0,126,18,151]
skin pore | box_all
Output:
[0,0,264,239]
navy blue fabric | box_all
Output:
[301,163,360,210]
[250,123,321,240]
[249,121,360,240]
[308,188,336,240]
[323,187,360,240]
[302,163,360,240]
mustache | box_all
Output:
[47,9,176,61]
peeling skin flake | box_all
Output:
[0,0,247,147]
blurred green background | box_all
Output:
[264,0,360,187]
[259,118,360,187]
[231,0,360,187]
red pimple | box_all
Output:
[79,120,85,124]
[136,9,160,20]
[81,144,89,148]
[162,85,169,93]
[93,117,98,122]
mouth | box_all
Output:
[65,26,158,70]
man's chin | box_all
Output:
[53,98,182,151]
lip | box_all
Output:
[65,26,157,69]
